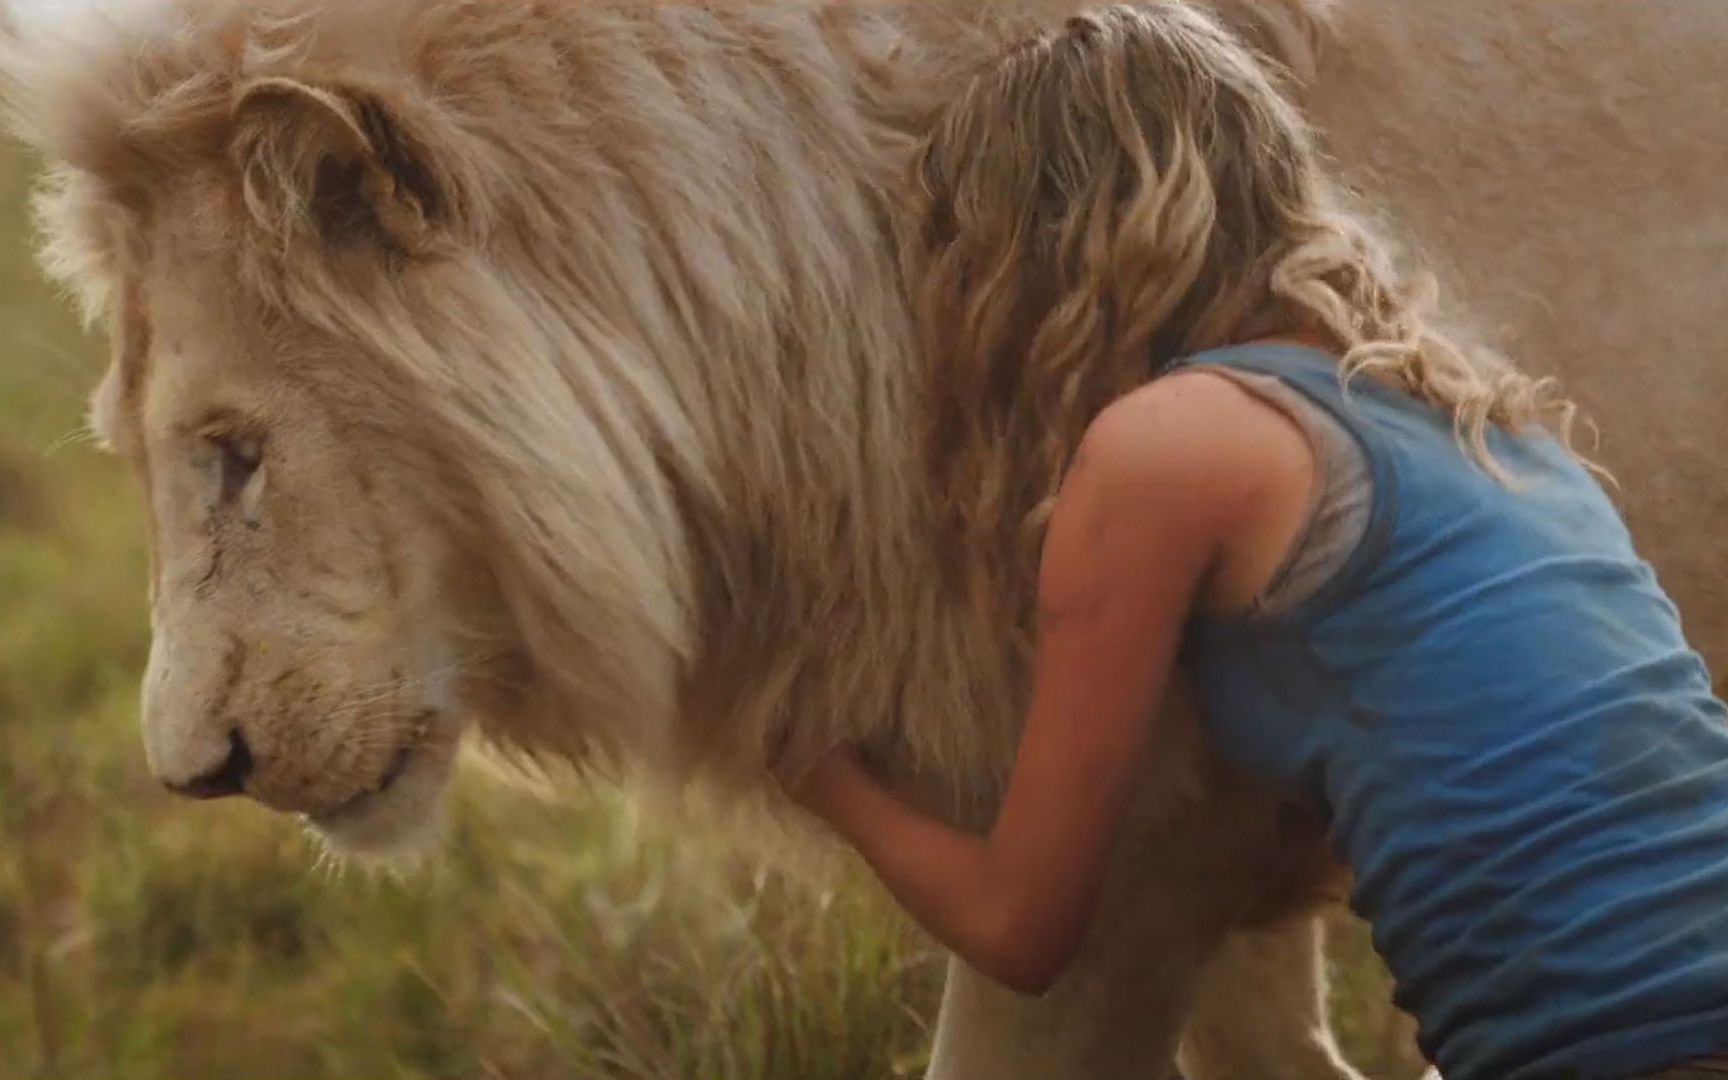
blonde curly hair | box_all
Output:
[907,3,1584,622]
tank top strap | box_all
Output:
[1169,343,1402,622]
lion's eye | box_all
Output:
[212,434,264,503]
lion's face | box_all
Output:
[107,228,469,857]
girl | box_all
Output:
[784,5,1728,1079]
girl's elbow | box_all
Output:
[992,956,1067,997]
[979,917,1080,996]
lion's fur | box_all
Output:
[4,1,1725,1076]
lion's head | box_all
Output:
[2,0,1040,855]
[5,1,521,853]
[3,0,1333,856]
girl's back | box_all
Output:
[1181,342,1728,1078]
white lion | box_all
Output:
[2,1,1722,1078]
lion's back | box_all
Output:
[1301,0,1728,678]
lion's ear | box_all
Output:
[231,77,447,254]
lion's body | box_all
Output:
[2,1,1722,1077]
[1306,0,1728,678]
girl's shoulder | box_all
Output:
[1074,370,1321,614]
[1082,369,1313,516]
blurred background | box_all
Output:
[0,141,1422,1079]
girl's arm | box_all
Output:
[786,371,1307,994]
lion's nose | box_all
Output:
[164,730,254,800]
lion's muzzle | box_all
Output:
[162,729,254,801]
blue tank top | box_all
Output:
[1177,344,1728,1080]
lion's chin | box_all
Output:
[305,744,454,861]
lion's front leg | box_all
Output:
[1178,916,1368,1080]
[926,907,1368,1080]
[924,758,1280,1080]
[927,951,1188,1080]
[925,832,1221,1080]
[921,685,1358,1080]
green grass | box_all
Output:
[0,143,1422,1080]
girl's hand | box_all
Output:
[777,744,872,823]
